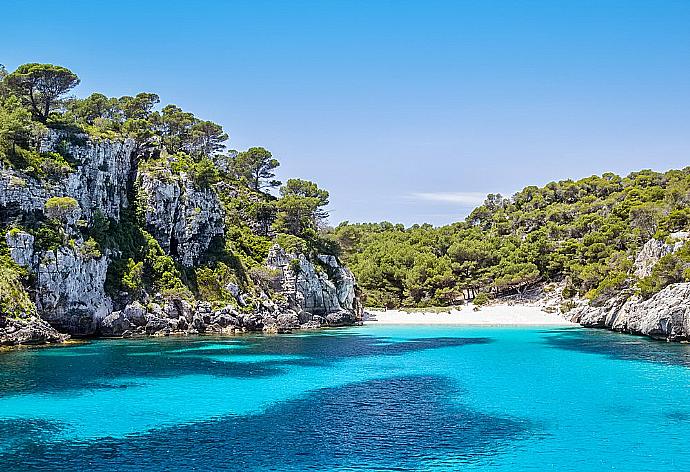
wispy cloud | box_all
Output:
[409,191,488,206]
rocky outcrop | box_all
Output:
[0,315,69,346]
[5,229,35,267]
[34,243,111,336]
[138,169,224,267]
[567,283,690,341]
[266,244,362,324]
[5,229,111,337]
[90,245,363,339]
[0,131,133,223]
[633,232,688,278]
[562,234,690,341]
[0,134,362,346]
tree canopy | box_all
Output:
[5,63,80,123]
[333,169,690,308]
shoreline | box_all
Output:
[363,303,574,326]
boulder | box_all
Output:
[123,302,147,326]
[145,317,170,335]
[277,313,300,330]
[99,311,132,336]
[238,313,264,331]
[0,316,69,346]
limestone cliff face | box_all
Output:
[563,233,690,341]
[0,134,362,345]
[0,131,133,221]
[6,229,111,336]
[266,245,362,324]
[567,283,690,341]
[138,169,224,267]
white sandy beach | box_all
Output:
[364,303,574,326]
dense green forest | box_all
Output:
[2,63,690,316]
[0,63,334,314]
[332,169,690,308]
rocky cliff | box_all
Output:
[566,283,690,341]
[562,234,690,341]
[0,132,362,345]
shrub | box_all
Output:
[587,272,629,306]
[0,254,36,318]
[275,233,307,254]
[121,259,143,293]
[33,221,63,251]
[473,292,491,306]
[289,258,302,275]
[192,157,220,188]
[195,262,238,302]
[80,237,102,259]
[44,196,78,221]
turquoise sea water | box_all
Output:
[1,325,690,471]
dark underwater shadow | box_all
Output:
[541,327,690,368]
[0,333,492,397]
[0,375,532,472]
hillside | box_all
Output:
[332,168,690,333]
[0,63,361,345]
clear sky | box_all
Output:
[3,0,690,226]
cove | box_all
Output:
[1,325,690,471]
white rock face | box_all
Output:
[5,230,35,268]
[138,170,224,267]
[0,131,134,222]
[564,235,690,340]
[267,244,360,320]
[34,243,112,336]
[44,132,135,220]
[633,233,689,278]
[567,283,690,341]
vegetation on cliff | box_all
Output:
[333,169,690,308]
[0,63,336,317]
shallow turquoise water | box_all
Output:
[1,325,690,471]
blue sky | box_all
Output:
[3,0,690,226]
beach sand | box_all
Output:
[364,303,574,326]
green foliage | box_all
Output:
[289,258,302,274]
[191,156,220,188]
[5,63,80,123]
[80,237,102,259]
[473,292,490,307]
[231,147,280,191]
[44,196,78,220]
[33,219,63,251]
[195,262,238,303]
[0,254,35,318]
[121,259,144,294]
[274,179,329,238]
[274,233,307,254]
[335,168,690,308]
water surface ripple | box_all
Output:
[1,325,689,471]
